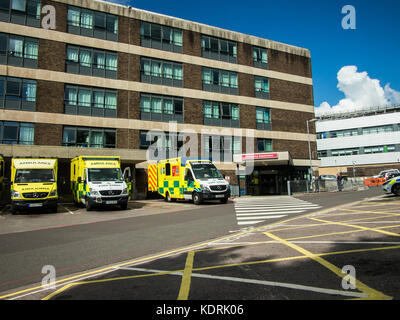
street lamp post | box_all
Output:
[306,119,317,184]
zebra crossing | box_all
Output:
[233,196,321,226]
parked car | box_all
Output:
[383,176,400,196]
[374,169,400,179]
[319,175,337,181]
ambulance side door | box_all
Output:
[184,167,195,192]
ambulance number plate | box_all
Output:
[29,203,43,207]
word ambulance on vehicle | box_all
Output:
[70,156,131,211]
[148,157,230,205]
[10,158,58,213]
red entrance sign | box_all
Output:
[241,153,278,160]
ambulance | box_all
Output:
[10,158,58,213]
[148,157,230,205]
[70,156,131,210]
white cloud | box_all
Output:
[315,66,400,116]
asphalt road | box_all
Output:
[0,187,383,296]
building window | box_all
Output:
[0,33,38,68]
[331,148,359,157]
[203,101,239,128]
[317,150,328,159]
[66,45,117,78]
[0,0,41,27]
[140,22,182,53]
[257,138,272,152]
[64,85,117,118]
[362,125,394,135]
[67,6,118,41]
[0,121,34,145]
[140,130,185,160]
[202,135,241,162]
[201,35,237,63]
[140,94,183,123]
[202,67,238,95]
[253,47,268,69]
[256,107,271,130]
[0,76,36,110]
[140,57,183,87]
[254,76,270,99]
[363,145,396,154]
[62,126,116,148]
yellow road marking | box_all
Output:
[264,232,392,300]
[0,199,377,300]
[40,243,400,300]
[310,217,400,238]
[340,208,400,216]
[41,269,181,300]
[177,251,195,300]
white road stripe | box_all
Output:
[233,196,320,226]
[237,211,305,216]
[236,208,315,213]
[235,204,320,208]
[118,267,366,298]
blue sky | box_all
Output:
[104,0,400,110]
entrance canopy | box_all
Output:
[233,151,291,167]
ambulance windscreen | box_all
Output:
[191,163,223,180]
[15,169,55,183]
[88,168,123,182]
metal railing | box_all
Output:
[287,179,367,195]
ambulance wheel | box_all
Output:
[165,192,174,202]
[120,201,128,210]
[193,192,203,205]
[85,198,93,211]
[220,197,228,204]
[11,204,17,215]
[393,184,400,196]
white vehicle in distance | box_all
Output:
[373,169,400,179]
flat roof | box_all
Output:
[53,0,311,58]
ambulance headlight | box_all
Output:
[200,184,209,191]
[49,189,57,197]
[89,188,100,196]
[11,190,22,198]
[122,188,128,194]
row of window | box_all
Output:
[0,2,270,69]
[317,124,399,139]
[0,0,41,27]
[0,33,270,99]
[0,121,273,156]
[139,130,272,160]
[0,76,272,129]
[318,144,398,158]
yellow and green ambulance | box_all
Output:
[10,158,58,213]
[71,156,131,210]
[148,157,230,205]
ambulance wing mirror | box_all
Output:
[185,170,193,182]
[123,167,132,182]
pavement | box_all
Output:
[2,189,400,301]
